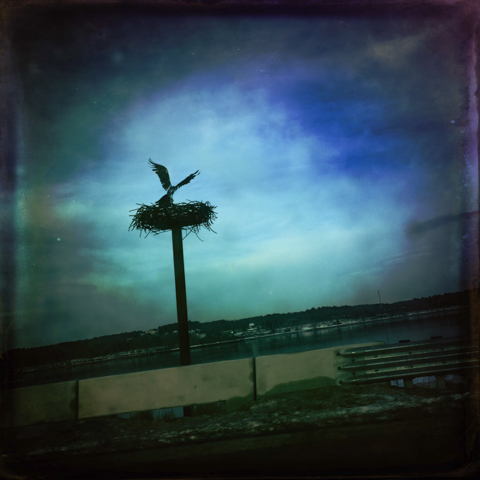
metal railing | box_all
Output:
[335,336,479,386]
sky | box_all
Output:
[6,3,479,348]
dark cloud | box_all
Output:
[407,211,479,236]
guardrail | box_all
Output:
[335,337,479,386]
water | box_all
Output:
[13,313,468,388]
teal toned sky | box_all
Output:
[10,4,478,348]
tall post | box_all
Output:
[171,226,191,366]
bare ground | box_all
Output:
[1,382,478,479]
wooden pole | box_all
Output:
[171,226,191,366]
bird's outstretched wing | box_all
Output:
[176,170,200,189]
[148,159,171,191]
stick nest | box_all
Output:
[129,201,217,237]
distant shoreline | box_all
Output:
[15,306,467,374]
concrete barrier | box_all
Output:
[78,358,254,419]
[6,381,78,428]
[6,342,387,428]
[255,342,384,397]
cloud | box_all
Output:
[15,81,417,336]
[407,211,479,236]
[381,247,432,265]
[11,12,473,347]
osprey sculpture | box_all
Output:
[130,159,215,367]
[129,159,215,237]
[148,159,199,205]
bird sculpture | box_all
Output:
[148,159,200,206]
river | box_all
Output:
[12,312,469,388]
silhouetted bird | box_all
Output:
[148,159,200,205]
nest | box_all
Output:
[129,201,217,237]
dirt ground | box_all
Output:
[1,381,478,479]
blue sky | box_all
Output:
[9,7,478,348]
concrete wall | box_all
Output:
[78,357,254,419]
[255,342,384,397]
[6,342,386,428]
[7,381,77,428]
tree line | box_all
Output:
[6,289,473,369]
